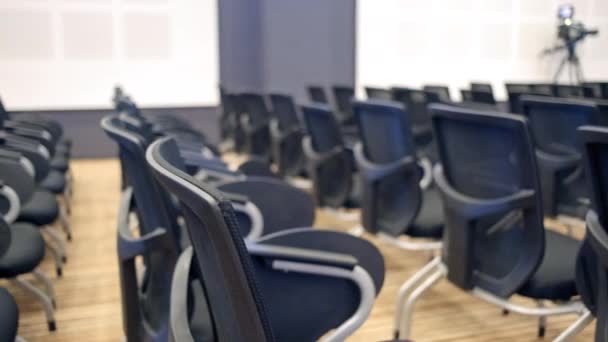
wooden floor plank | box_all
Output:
[6,159,595,341]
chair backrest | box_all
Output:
[301,104,343,153]
[460,89,473,102]
[353,100,422,236]
[529,83,556,96]
[301,104,353,207]
[240,93,271,128]
[578,126,608,341]
[597,100,608,127]
[101,115,179,340]
[423,85,451,102]
[555,84,584,98]
[391,87,431,132]
[471,82,493,93]
[430,104,545,297]
[470,83,496,105]
[268,94,300,131]
[520,96,598,157]
[239,93,272,158]
[365,87,393,100]
[307,86,328,104]
[332,86,355,122]
[583,82,608,99]
[147,137,274,342]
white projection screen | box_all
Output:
[357,0,608,100]
[0,0,218,109]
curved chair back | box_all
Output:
[578,125,608,341]
[239,93,272,159]
[555,84,584,98]
[365,87,392,100]
[0,150,36,205]
[521,96,598,217]
[423,85,451,102]
[0,132,51,182]
[307,86,328,104]
[268,94,306,176]
[471,90,496,105]
[353,100,422,236]
[391,87,433,145]
[147,137,274,342]
[301,104,353,207]
[101,115,179,342]
[471,82,493,93]
[430,104,545,297]
[332,86,355,124]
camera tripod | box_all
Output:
[552,45,584,83]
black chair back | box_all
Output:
[353,100,422,236]
[578,125,608,341]
[307,86,328,104]
[268,94,305,177]
[520,96,598,217]
[391,87,433,145]
[470,82,496,105]
[101,115,179,342]
[239,93,272,159]
[423,85,451,102]
[365,87,392,100]
[471,82,493,93]
[301,104,353,207]
[430,104,545,297]
[147,137,274,341]
[332,86,355,124]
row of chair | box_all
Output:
[0,97,75,340]
[104,89,386,341]
[218,81,608,341]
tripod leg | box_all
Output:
[553,56,568,83]
[574,57,584,83]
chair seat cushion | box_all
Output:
[0,223,45,277]
[0,287,18,342]
[50,155,69,172]
[408,187,444,239]
[517,230,579,301]
[18,190,59,226]
[40,171,66,194]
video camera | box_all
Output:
[557,4,598,48]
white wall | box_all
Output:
[0,0,218,110]
[357,0,608,100]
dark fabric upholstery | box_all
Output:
[255,228,385,342]
[50,155,69,172]
[40,170,66,194]
[0,223,45,277]
[18,190,59,225]
[518,230,580,300]
[408,187,444,239]
[0,287,18,342]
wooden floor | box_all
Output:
[3,159,595,341]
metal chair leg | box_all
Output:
[537,300,547,338]
[11,277,56,331]
[553,310,594,342]
[398,266,446,339]
[45,244,64,277]
[58,205,72,241]
[32,269,56,308]
[44,226,66,261]
[393,256,441,338]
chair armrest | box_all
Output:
[116,187,170,260]
[353,142,418,181]
[434,164,535,219]
[536,149,580,171]
[169,247,196,342]
[0,183,20,224]
[302,136,346,166]
[247,243,357,270]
